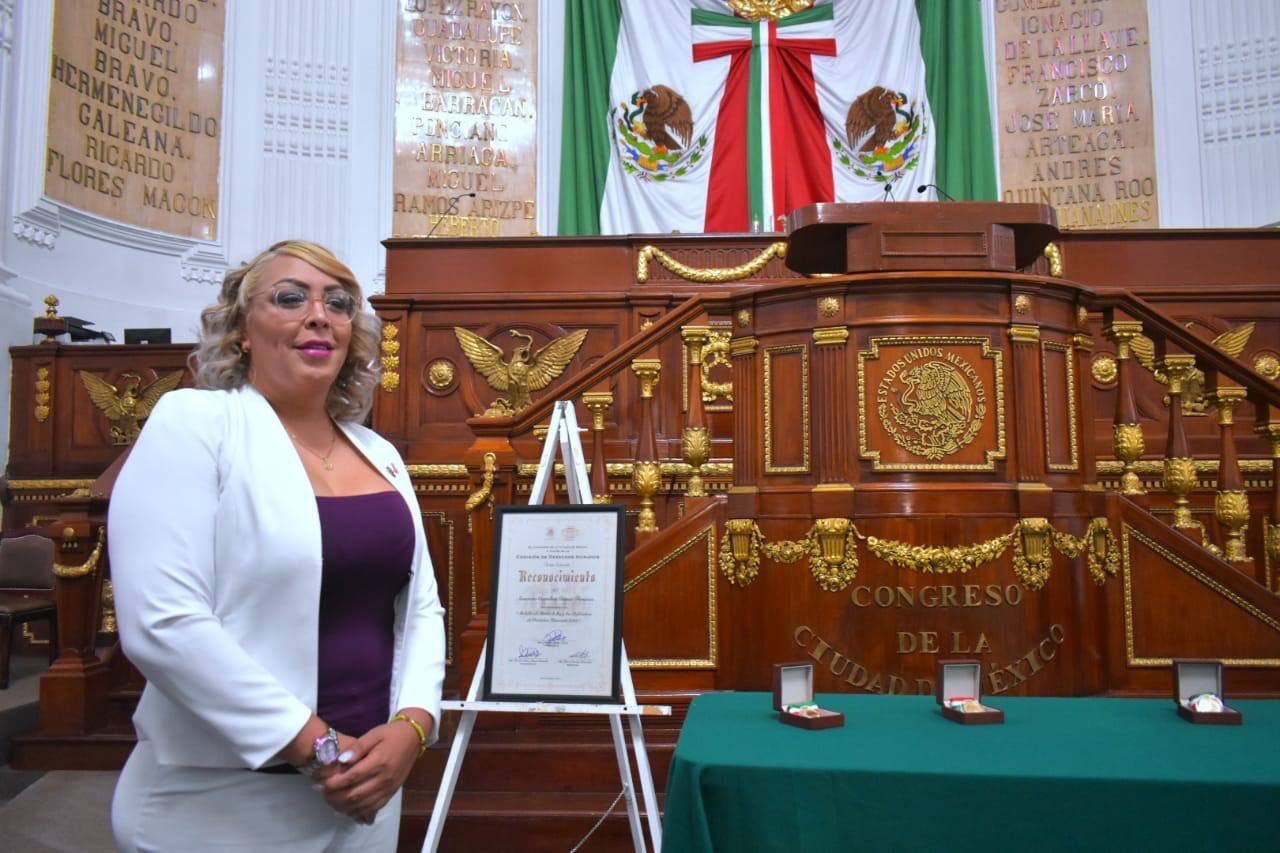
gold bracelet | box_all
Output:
[391,713,428,756]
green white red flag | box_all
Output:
[588,0,939,234]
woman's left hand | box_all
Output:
[319,720,421,820]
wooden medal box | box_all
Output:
[1174,659,1242,725]
[772,662,845,730]
[936,660,1005,725]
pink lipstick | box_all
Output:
[297,340,334,359]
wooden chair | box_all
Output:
[0,534,58,689]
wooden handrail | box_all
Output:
[1092,292,1280,409]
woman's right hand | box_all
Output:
[312,733,378,825]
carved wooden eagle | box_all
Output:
[845,86,907,153]
[79,369,184,445]
[630,85,693,151]
[454,327,588,415]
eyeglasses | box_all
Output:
[252,284,358,323]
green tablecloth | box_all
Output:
[663,692,1280,853]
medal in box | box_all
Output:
[772,662,844,729]
[936,660,1004,724]
[1173,659,1242,725]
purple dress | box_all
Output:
[315,491,414,737]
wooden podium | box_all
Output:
[719,202,1111,697]
[785,201,1058,273]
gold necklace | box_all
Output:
[289,426,339,471]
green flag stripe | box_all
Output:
[691,9,753,27]
[557,0,622,235]
[916,0,997,200]
[692,5,831,28]
[747,21,764,226]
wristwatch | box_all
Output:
[300,727,340,776]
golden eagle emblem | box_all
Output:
[453,328,588,416]
[880,357,986,461]
[79,369,184,445]
[1130,322,1255,415]
[901,362,973,433]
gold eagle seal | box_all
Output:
[454,328,588,416]
[79,369,184,445]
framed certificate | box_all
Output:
[482,504,626,703]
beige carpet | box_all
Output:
[0,770,118,852]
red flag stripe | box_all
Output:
[693,40,753,232]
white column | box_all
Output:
[537,0,565,236]
[346,0,397,292]
[0,283,31,505]
[1148,0,1206,227]
[256,0,358,267]
[1187,0,1280,227]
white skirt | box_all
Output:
[112,739,401,852]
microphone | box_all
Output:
[882,180,896,202]
[425,192,477,238]
[916,183,957,202]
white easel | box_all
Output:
[421,400,668,853]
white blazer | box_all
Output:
[108,385,445,769]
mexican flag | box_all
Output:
[559,0,996,235]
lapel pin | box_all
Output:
[386,463,400,478]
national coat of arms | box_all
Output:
[832,85,927,185]
[612,84,709,182]
[878,356,985,460]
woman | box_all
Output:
[109,240,444,851]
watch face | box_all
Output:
[315,733,340,765]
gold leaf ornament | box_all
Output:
[1253,352,1280,380]
[1091,354,1117,384]
[636,242,787,284]
[427,359,455,389]
[865,531,1014,576]
[700,331,733,403]
[719,519,763,587]
[34,368,52,423]
[380,324,401,392]
[728,0,814,21]
[717,518,1120,590]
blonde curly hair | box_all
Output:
[191,240,381,423]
